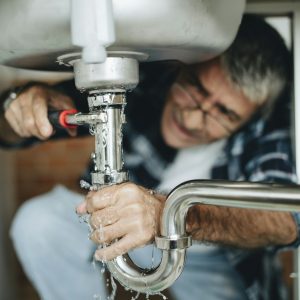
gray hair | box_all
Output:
[220,14,291,117]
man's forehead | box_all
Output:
[190,58,222,77]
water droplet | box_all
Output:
[80,180,91,190]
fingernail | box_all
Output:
[95,250,108,262]
[76,201,87,214]
[94,251,102,261]
[41,125,51,136]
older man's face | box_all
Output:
[161,59,259,149]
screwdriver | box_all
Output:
[48,109,78,129]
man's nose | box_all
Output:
[200,97,215,113]
[182,109,205,131]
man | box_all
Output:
[1,15,299,300]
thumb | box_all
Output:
[66,127,78,137]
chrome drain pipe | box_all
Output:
[106,180,300,294]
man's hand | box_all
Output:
[76,182,165,261]
[4,84,76,140]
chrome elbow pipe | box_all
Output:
[106,180,300,294]
[106,249,187,294]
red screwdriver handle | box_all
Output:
[48,109,78,129]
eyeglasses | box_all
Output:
[181,66,242,134]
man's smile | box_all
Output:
[171,104,205,141]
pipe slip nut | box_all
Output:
[155,235,192,250]
[91,171,128,185]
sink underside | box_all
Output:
[0,0,245,70]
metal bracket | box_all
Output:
[155,235,192,250]
[66,112,108,125]
[91,171,128,185]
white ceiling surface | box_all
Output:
[266,17,291,49]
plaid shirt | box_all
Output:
[120,63,299,300]
[1,62,299,300]
[212,117,298,300]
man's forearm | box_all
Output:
[0,115,25,146]
[0,86,27,146]
[186,205,298,248]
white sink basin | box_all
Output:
[0,0,245,70]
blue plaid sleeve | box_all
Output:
[243,128,300,249]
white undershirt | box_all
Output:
[158,139,226,193]
[157,138,226,253]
